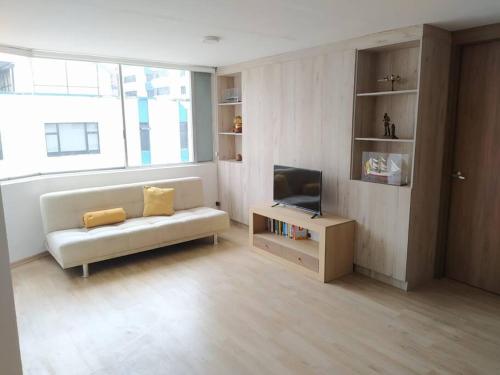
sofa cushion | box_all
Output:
[46,207,229,268]
[83,208,127,229]
[143,186,175,217]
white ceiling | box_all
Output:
[1,0,500,67]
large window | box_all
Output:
[45,123,100,156]
[0,51,202,180]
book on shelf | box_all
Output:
[265,218,309,240]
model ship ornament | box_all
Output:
[378,74,401,91]
[364,154,401,177]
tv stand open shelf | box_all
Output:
[250,204,355,282]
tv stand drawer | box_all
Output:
[253,234,319,272]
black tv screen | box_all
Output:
[273,165,322,215]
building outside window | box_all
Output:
[45,123,100,156]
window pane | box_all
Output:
[45,124,57,133]
[87,133,99,151]
[32,58,67,89]
[0,53,125,178]
[66,61,98,88]
[86,123,98,132]
[59,123,87,152]
[45,134,59,153]
[122,65,193,167]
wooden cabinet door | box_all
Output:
[445,41,500,294]
[218,161,247,224]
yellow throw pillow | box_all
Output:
[143,186,175,217]
[83,208,126,229]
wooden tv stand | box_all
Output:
[249,204,355,283]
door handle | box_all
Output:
[451,171,466,180]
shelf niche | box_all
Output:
[217,72,243,161]
[351,40,420,186]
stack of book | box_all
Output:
[264,218,309,240]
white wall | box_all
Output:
[1,162,218,263]
[0,189,23,374]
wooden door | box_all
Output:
[445,40,500,294]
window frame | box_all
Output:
[44,122,101,157]
[0,46,214,181]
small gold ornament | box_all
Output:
[233,115,242,133]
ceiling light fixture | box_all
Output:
[203,36,221,44]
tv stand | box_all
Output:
[250,203,355,283]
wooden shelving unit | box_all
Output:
[250,204,355,283]
[217,72,243,161]
[351,40,420,187]
[216,70,247,224]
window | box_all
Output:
[45,123,100,156]
[122,65,193,166]
[31,59,119,96]
[155,87,170,96]
[123,75,136,83]
[0,52,124,179]
[0,51,205,180]
[0,63,14,92]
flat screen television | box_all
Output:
[273,165,322,216]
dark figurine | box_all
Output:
[391,123,398,139]
[383,113,391,137]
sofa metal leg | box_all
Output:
[213,233,218,245]
[82,264,89,278]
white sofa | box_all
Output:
[40,177,229,277]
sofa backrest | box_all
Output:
[40,177,204,233]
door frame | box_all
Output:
[434,23,500,277]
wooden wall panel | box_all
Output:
[240,45,412,283]
[218,25,450,288]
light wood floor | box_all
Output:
[11,224,500,375]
